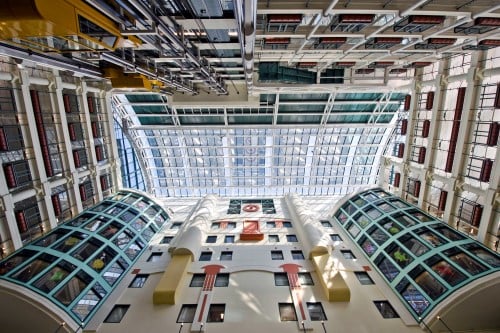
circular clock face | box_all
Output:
[242,204,260,212]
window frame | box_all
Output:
[307,302,327,321]
[199,251,212,261]
[177,304,197,323]
[269,234,280,243]
[271,250,284,260]
[330,234,343,242]
[286,234,298,242]
[354,271,374,285]
[279,303,297,321]
[129,274,149,288]
[373,300,399,318]
[291,250,305,260]
[160,236,173,244]
[207,304,226,322]
[224,235,235,243]
[104,304,130,323]
[147,252,163,262]
[220,251,233,261]
[206,235,217,243]
[341,250,356,259]
[190,273,206,287]
[214,273,230,287]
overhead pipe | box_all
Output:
[234,0,257,91]
[125,0,227,95]
[101,53,197,94]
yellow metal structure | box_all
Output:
[103,67,167,92]
[0,0,140,52]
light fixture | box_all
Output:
[301,320,306,333]
[178,322,184,333]
[418,317,433,333]
[321,320,327,333]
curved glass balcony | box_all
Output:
[0,190,170,325]
[333,188,500,319]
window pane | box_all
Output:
[307,302,327,321]
[287,235,298,242]
[445,249,487,275]
[177,305,197,323]
[269,235,279,243]
[207,304,225,322]
[292,250,304,260]
[224,235,235,243]
[129,274,149,288]
[274,273,289,286]
[299,272,314,285]
[220,251,232,261]
[199,252,212,261]
[279,303,297,321]
[161,236,173,244]
[373,301,399,318]
[354,271,374,285]
[206,236,217,243]
[330,234,342,242]
[271,251,284,260]
[54,270,91,305]
[104,305,130,323]
[400,283,430,315]
[321,220,332,227]
[215,273,229,287]
[341,250,355,259]
[190,274,205,287]
[148,253,163,262]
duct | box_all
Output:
[125,0,228,95]
[101,53,198,94]
[234,0,257,91]
[0,43,102,79]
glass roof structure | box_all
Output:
[112,91,406,197]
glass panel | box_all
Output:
[362,193,379,202]
[379,217,402,235]
[53,270,91,305]
[354,213,371,228]
[12,254,56,282]
[376,202,395,213]
[407,209,433,222]
[99,222,122,239]
[359,236,377,256]
[69,213,95,227]
[141,226,155,242]
[341,202,356,215]
[347,222,361,237]
[88,247,118,273]
[426,256,467,286]
[190,274,205,287]
[72,239,103,261]
[401,283,430,315]
[124,241,143,260]
[72,287,102,320]
[463,245,500,267]
[418,230,446,247]
[33,260,75,293]
[132,200,148,211]
[413,269,447,300]
[392,213,416,227]
[34,229,69,247]
[399,234,429,256]
[113,230,133,249]
[307,302,327,321]
[103,261,124,285]
[376,255,399,281]
[0,249,37,276]
[177,305,197,323]
[369,226,390,245]
[432,226,465,241]
[54,233,87,253]
[365,207,382,220]
[389,199,410,208]
[130,217,147,231]
[387,245,413,268]
[445,250,487,275]
[335,211,348,224]
[279,303,297,321]
[84,217,108,232]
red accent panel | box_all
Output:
[280,263,302,274]
[445,87,466,172]
[268,14,302,23]
[487,122,499,146]
[393,172,401,188]
[410,62,432,68]
[265,38,290,44]
[63,94,71,113]
[51,194,62,216]
[95,145,104,161]
[297,62,317,67]
[480,158,493,182]
[404,95,411,111]
[397,143,405,158]
[79,184,87,201]
[418,147,426,164]
[15,211,28,233]
[426,91,434,110]
[202,265,225,275]
[475,17,500,26]
[87,96,95,113]
[333,62,356,67]
[3,164,16,188]
[100,175,108,190]
[408,15,445,24]
[495,83,500,109]
[91,122,99,138]
[438,191,448,211]
[374,37,402,44]
[198,294,208,322]
[400,119,408,135]
[339,14,374,23]
[242,204,260,212]
[479,39,500,46]
[471,205,483,227]
[0,127,7,151]
[355,68,375,74]
[363,265,372,271]
[73,150,81,168]
[413,180,421,197]
[319,37,347,44]
[422,119,430,138]
[132,268,141,274]
[68,123,77,141]
[275,220,283,228]
[240,220,264,241]
[428,38,456,45]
